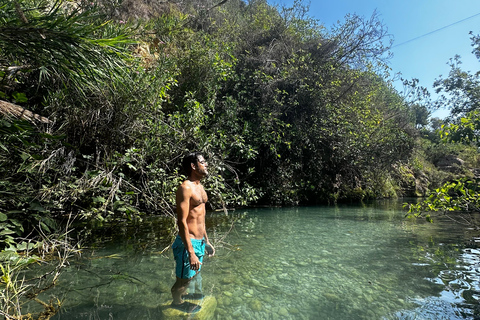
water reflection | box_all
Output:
[42,203,480,319]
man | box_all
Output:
[171,152,215,312]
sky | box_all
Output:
[270,0,480,118]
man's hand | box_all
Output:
[189,252,202,271]
[206,242,215,257]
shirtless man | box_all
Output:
[171,152,215,312]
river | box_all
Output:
[23,200,480,319]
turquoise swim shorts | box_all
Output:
[172,235,205,279]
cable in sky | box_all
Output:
[391,12,480,49]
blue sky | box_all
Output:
[270,0,480,118]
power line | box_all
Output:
[391,12,480,49]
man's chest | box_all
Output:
[190,187,208,206]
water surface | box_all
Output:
[29,201,480,319]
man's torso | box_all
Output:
[183,180,208,239]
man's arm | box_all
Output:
[176,184,202,270]
[202,215,215,257]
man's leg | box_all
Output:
[183,272,205,300]
[189,272,202,293]
[170,277,201,313]
[171,277,191,305]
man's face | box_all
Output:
[195,155,208,177]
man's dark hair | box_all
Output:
[181,152,203,176]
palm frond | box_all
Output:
[0,0,136,93]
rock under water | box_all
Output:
[161,295,217,320]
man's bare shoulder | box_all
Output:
[177,180,193,194]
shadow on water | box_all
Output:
[73,215,178,253]
[32,201,480,319]
[55,304,165,319]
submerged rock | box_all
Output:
[161,295,217,320]
[278,307,289,316]
[221,276,236,284]
[250,299,262,311]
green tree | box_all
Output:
[407,32,480,224]
[434,56,480,118]
[214,3,414,204]
[0,0,142,228]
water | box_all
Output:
[25,202,480,319]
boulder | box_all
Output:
[435,155,465,172]
[161,295,217,320]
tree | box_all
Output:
[210,2,415,204]
[412,104,430,128]
[433,55,480,119]
[433,46,480,146]
[406,178,480,226]
[407,31,480,225]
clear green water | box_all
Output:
[30,201,480,319]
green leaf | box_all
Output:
[0,228,16,236]
[93,196,106,203]
[12,92,28,103]
[0,212,7,222]
[0,143,8,152]
[15,242,30,251]
[39,222,51,233]
[29,201,46,213]
[7,210,24,214]
[20,152,30,161]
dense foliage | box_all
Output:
[406,32,480,225]
[0,0,476,241]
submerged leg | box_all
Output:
[183,273,205,300]
[187,272,202,293]
[171,277,191,305]
[171,277,201,313]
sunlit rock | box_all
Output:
[435,155,465,172]
[250,278,261,287]
[161,295,217,320]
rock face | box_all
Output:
[435,155,465,173]
[472,168,480,178]
[161,295,217,320]
[415,171,430,197]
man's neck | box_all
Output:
[188,176,201,184]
